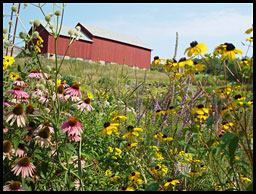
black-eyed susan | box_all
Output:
[105,169,112,176]
[191,104,210,115]
[111,115,127,123]
[213,43,227,56]
[3,34,6,42]
[10,72,19,81]
[220,106,232,115]
[126,142,138,152]
[199,164,207,171]
[215,86,232,97]
[240,174,252,183]
[195,114,208,123]
[101,122,120,137]
[122,125,143,140]
[178,57,194,68]
[109,174,120,182]
[188,171,202,176]
[4,56,15,66]
[169,72,183,81]
[246,37,253,42]
[152,56,166,66]
[128,170,141,181]
[119,185,135,191]
[162,59,178,72]
[153,110,166,117]
[163,179,180,188]
[220,43,243,61]
[149,145,159,151]
[153,132,163,139]
[129,178,143,186]
[3,61,8,70]
[184,41,207,57]
[152,164,168,176]
[231,94,246,107]
[219,121,234,131]
[166,105,180,114]
[160,134,173,142]
[239,58,250,67]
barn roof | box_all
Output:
[78,22,151,50]
[39,20,93,43]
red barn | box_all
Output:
[26,20,152,69]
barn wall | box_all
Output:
[90,37,151,69]
[47,35,92,59]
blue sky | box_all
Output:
[3,3,253,61]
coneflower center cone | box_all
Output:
[83,97,91,104]
[3,140,12,153]
[26,105,34,114]
[10,181,21,190]
[38,127,50,139]
[19,156,30,167]
[13,104,24,115]
[71,83,80,90]
[68,117,78,127]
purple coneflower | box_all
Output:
[70,155,85,169]
[6,86,29,100]
[27,69,48,79]
[69,134,81,142]
[3,181,25,191]
[11,156,36,178]
[34,126,52,148]
[35,121,54,134]
[64,83,82,101]
[3,140,14,160]
[3,99,12,108]
[53,84,67,102]
[61,117,83,137]
[5,104,27,127]
[15,143,27,157]
[13,77,28,88]
[74,97,94,112]
[60,81,70,88]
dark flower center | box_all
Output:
[28,121,36,129]
[19,156,30,166]
[156,110,161,113]
[71,83,80,90]
[30,70,38,73]
[16,77,22,81]
[26,105,34,114]
[121,186,127,190]
[234,94,241,100]
[197,104,204,109]
[169,106,174,110]
[57,85,64,94]
[38,127,50,139]
[155,165,160,170]
[83,97,91,104]
[13,104,24,115]
[10,181,21,190]
[167,178,172,182]
[13,86,21,90]
[225,43,235,51]
[190,41,198,48]
[68,117,78,127]
[127,125,134,131]
[3,140,12,153]
[131,172,136,176]
[104,122,110,128]
[154,56,159,60]
[44,121,50,126]
[179,57,186,62]
[18,143,25,149]
[162,134,168,138]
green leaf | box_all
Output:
[246,183,253,191]
[228,136,239,166]
[145,181,159,191]
[216,133,236,156]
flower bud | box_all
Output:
[29,20,33,25]
[4,40,10,47]
[38,84,45,91]
[19,31,26,39]
[68,29,74,36]
[11,5,18,12]
[45,65,51,72]
[9,20,13,26]
[45,15,51,22]
[32,31,39,39]
[24,3,29,7]
[74,31,79,37]
[3,27,7,34]
[33,19,41,27]
[75,26,81,31]
[54,10,61,16]
[49,25,54,30]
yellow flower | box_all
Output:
[220,106,232,115]
[153,110,166,117]
[162,59,178,72]
[111,115,127,122]
[164,179,180,187]
[191,104,209,115]
[149,145,159,151]
[219,122,234,131]
[240,174,251,183]
[105,169,112,176]
[108,146,113,153]
[3,34,6,42]
[153,132,163,139]
[193,63,206,72]
[122,126,143,140]
[35,45,41,53]
[4,56,15,66]
[101,122,120,137]
[190,159,202,164]
[3,62,8,70]
[160,134,173,142]
[188,171,202,176]
[109,174,120,182]
[155,151,164,161]
[114,147,122,159]
[169,72,183,81]
[57,79,61,85]
[129,178,143,186]
[245,26,253,34]
[178,57,194,68]
[152,164,168,176]
[128,171,141,181]
[126,143,138,152]
[119,186,135,191]
[216,86,232,97]
[195,114,208,123]
[199,164,207,171]
[231,94,246,107]
[152,56,166,66]
[184,41,207,57]
[213,44,227,56]
[87,92,93,99]
[246,37,253,42]
[166,106,180,114]
[239,59,249,67]
[10,72,19,80]
[220,43,243,61]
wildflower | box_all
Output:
[52,84,66,102]
[3,181,25,191]
[87,92,93,99]
[219,121,234,131]
[220,106,232,115]
[164,179,180,187]
[35,121,54,134]
[5,104,26,127]
[152,56,166,66]
[37,35,44,45]
[245,26,253,34]
[239,58,250,67]
[126,143,138,152]
[152,164,168,176]
[13,77,28,88]
[61,117,83,137]
[6,86,30,100]
[155,151,164,161]
[122,125,143,140]
[129,178,143,186]
[162,59,178,72]
[153,110,166,117]
[166,105,180,114]
[25,104,39,115]
[178,57,194,68]
[112,147,122,159]
[119,186,135,191]
[69,134,81,142]
[191,104,210,115]
[195,114,208,123]
[246,37,253,42]
[213,44,227,56]
[188,171,202,176]
[15,143,27,157]
[73,97,94,112]
[240,174,251,183]
[199,164,207,171]
[109,174,120,182]
[101,122,120,137]
[10,72,19,80]
[11,156,36,178]
[128,171,141,181]
[160,134,173,142]
[3,140,14,160]
[231,94,246,107]
[64,83,82,101]
[27,69,47,79]
[3,61,8,70]
[220,43,243,61]
[105,169,112,176]
[3,34,6,42]
[3,56,15,66]
[184,41,207,57]
[60,81,70,88]
[215,86,232,97]
[193,63,206,72]
[153,132,163,139]
[34,126,52,148]
[169,72,183,81]
[111,115,128,123]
